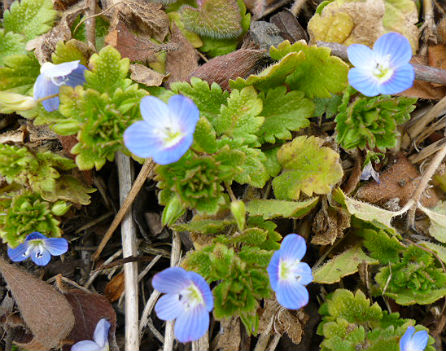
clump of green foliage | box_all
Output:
[317,289,435,351]
[336,86,417,150]
[0,144,94,246]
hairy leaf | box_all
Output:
[246,198,319,219]
[0,29,26,66]
[0,54,40,94]
[272,136,343,200]
[418,201,446,243]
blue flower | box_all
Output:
[347,32,415,97]
[7,232,68,266]
[360,162,380,184]
[34,60,87,112]
[71,318,111,351]
[124,95,200,165]
[153,267,213,343]
[267,234,313,310]
[400,326,429,351]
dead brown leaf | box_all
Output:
[0,256,75,350]
[189,49,269,90]
[166,23,199,85]
[312,200,350,246]
[130,63,165,87]
[104,272,125,302]
[356,154,439,208]
[214,317,241,351]
[270,10,308,43]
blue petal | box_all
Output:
[151,133,193,165]
[374,32,412,67]
[347,44,375,69]
[26,232,47,240]
[400,326,415,351]
[93,319,111,347]
[70,340,102,351]
[155,294,183,321]
[348,68,380,97]
[167,95,200,135]
[188,271,213,312]
[280,234,306,261]
[267,251,280,291]
[275,281,309,310]
[378,63,415,95]
[296,262,313,285]
[174,305,209,343]
[41,61,80,78]
[30,246,51,266]
[409,330,429,351]
[140,95,170,125]
[65,65,87,88]
[33,74,60,112]
[7,242,30,262]
[44,237,68,256]
[123,120,164,158]
[152,267,190,294]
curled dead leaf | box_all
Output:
[105,272,125,302]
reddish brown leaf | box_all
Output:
[189,49,268,90]
[104,272,125,302]
[0,257,75,350]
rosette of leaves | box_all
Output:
[335,87,416,150]
[375,245,446,305]
[0,144,94,205]
[0,192,65,247]
[183,243,272,332]
[317,289,435,351]
[55,46,147,170]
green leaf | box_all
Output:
[171,77,229,125]
[272,136,343,200]
[232,145,269,188]
[3,0,57,41]
[180,0,242,39]
[314,94,343,118]
[263,147,281,178]
[0,54,40,94]
[41,175,95,205]
[313,246,378,284]
[336,88,417,150]
[72,15,110,50]
[51,40,89,66]
[246,198,319,219]
[419,241,446,265]
[0,29,26,66]
[215,87,263,145]
[172,218,235,234]
[193,117,218,153]
[418,202,446,243]
[269,40,349,98]
[357,226,403,264]
[258,86,314,143]
[84,46,131,95]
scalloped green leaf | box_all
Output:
[172,218,235,234]
[3,0,57,40]
[230,52,301,91]
[180,0,242,39]
[269,40,349,98]
[419,241,446,264]
[418,201,446,243]
[0,54,40,94]
[258,87,314,143]
[171,77,229,125]
[313,246,378,284]
[84,46,131,95]
[51,40,89,66]
[193,117,218,153]
[272,136,343,200]
[233,145,268,188]
[246,198,319,219]
[41,175,95,205]
[215,87,263,145]
[0,30,26,66]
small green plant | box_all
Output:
[317,289,435,351]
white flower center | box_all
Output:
[371,55,393,82]
[279,259,302,283]
[179,283,204,311]
[24,240,45,257]
[154,117,184,148]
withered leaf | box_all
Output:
[104,272,125,302]
[166,23,199,85]
[0,257,75,351]
[130,63,165,87]
[312,201,350,246]
[189,49,269,90]
[214,317,241,351]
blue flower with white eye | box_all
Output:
[124,95,200,165]
[7,232,68,266]
[347,32,415,97]
[400,326,429,351]
[34,60,87,112]
[267,234,313,310]
[153,267,213,343]
[71,318,111,351]
[360,162,380,184]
